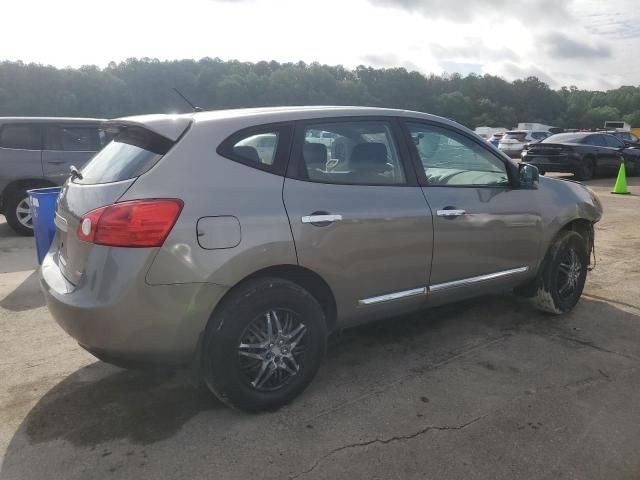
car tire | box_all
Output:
[202,277,327,412]
[625,160,638,177]
[576,157,595,181]
[4,188,35,236]
[528,230,588,314]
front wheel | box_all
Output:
[529,230,588,314]
[202,277,327,412]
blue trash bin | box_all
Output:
[28,187,62,265]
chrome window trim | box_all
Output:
[359,287,427,305]
[429,266,529,292]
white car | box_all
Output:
[306,129,338,148]
[498,130,550,157]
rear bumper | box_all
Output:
[39,250,228,368]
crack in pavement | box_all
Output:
[304,334,510,423]
[553,334,639,362]
[289,415,486,479]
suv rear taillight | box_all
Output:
[77,199,183,247]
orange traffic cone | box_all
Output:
[612,159,630,195]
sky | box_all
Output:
[2,0,639,90]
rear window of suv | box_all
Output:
[503,131,527,141]
[76,126,172,185]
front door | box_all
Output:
[402,121,541,300]
[283,118,433,326]
[42,124,101,183]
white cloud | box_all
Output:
[0,0,636,90]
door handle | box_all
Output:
[436,209,466,217]
[301,214,343,224]
[47,160,66,165]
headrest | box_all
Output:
[303,142,328,168]
[233,145,262,164]
[350,142,388,167]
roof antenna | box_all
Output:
[172,87,203,112]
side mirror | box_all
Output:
[518,163,539,188]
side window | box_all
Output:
[604,135,624,148]
[586,135,606,147]
[46,126,100,151]
[0,124,41,150]
[218,124,293,175]
[407,123,509,187]
[531,132,546,140]
[300,121,406,185]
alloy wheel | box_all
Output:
[15,197,33,229]
[237,309,307,391]
[557,248,582,301]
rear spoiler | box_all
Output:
[105,114,192,142]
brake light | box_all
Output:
[77,199,183,247]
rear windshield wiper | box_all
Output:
[70,165,83,181]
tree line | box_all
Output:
[1,57,639,129]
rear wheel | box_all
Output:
[202,277,326,412]
[529,230,588,314]
[5,188,35,236]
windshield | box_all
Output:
[76,127,173,185]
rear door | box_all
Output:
[283,118,433,325]
[42,124,102,183]
[402,121,541,302]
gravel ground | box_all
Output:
[1,175,639,480]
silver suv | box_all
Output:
[0,117,107,235]
[40,107,602,412]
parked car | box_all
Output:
[607,130,640,148]
[305,129,338,148]
[41,107,602,412]
[498,130,550,157]
[0,117,108,235]
[522,131,640,180]
[488,132,504,147]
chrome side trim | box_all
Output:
[359,287,427,305]
[301,214,343,224]
[429,266,529,292]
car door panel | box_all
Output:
[283,118,433,327]
[284,179,433,325]
[422,186,541,300]
[403,121,541,301]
